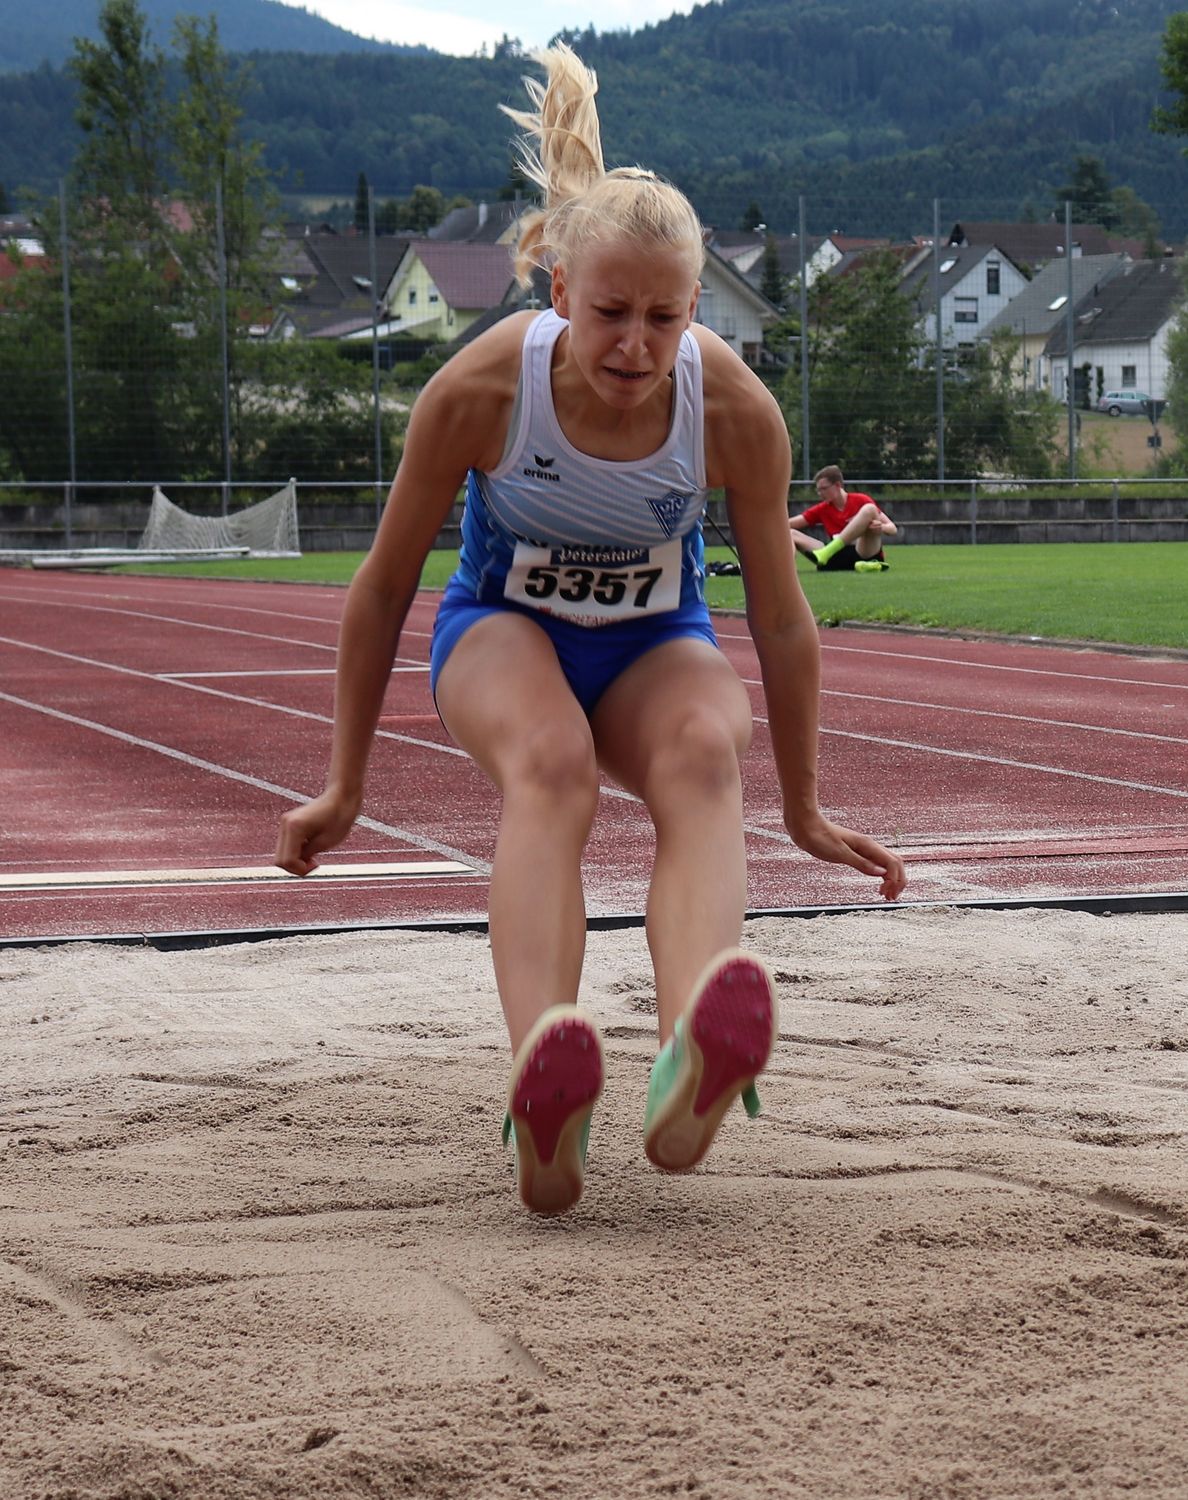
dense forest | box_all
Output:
[1,0,1186,235]
[0,0,416,73]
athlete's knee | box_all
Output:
[646,706,744,802]
[504,719,599,810]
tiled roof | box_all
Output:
[1042,258,1184,354]
[949,220,1116,265]
[403,240,518,309]
[980,254,1130,338]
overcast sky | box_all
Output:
[275,1,696,56]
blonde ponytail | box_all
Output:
[500,43,704,288]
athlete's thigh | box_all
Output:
[434,610,593,786]
[590,636,752,798]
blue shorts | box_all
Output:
[429,580,719,717]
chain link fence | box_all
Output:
[1,188,1184,551]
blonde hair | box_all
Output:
[500,43,705,288]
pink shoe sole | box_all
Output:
[645,950,777,1172]
[507,1007,604,1215]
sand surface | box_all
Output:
[2,907,1187,1499]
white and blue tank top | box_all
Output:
[451,308,709,628]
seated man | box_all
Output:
[789,465,897,571]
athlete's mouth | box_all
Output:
[606,368,648,381]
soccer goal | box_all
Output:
[2,481,302,570]
[137,480,302,560]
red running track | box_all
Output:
[2,567,1187,940]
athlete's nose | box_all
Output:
[617,317,647,362]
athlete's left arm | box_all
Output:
[696,330,906,901]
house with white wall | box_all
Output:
[1040,257,1183,403]
[898,242,1028,353]
[979,253,1130,391]
[693,246,779,363]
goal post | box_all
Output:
[138,480,302,559]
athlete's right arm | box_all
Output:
[275,318,528,876]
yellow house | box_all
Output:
[385,240,518,342]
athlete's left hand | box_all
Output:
[788,813,907,902]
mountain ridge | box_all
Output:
[1,0,1185,237]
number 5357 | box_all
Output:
[522,564,662,608]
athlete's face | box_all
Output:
[551,239,700,408]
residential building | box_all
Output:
[384,240,520,343]
[947,219,1120,271]
[1040,257,1183,404]
[898,243,1028,352]
[979,253,1130,390]
[693,247,780,363]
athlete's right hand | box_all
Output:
[275,790,362,877]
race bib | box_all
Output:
[504,538,681,626]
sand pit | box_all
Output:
[2,906,1186,1499]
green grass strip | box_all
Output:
[119,541,1188,650]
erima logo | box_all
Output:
[524,454,561,482]
[647,490,692,536]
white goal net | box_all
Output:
[138,480,301,558]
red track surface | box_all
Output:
[2,567,1187,940]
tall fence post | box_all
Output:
[216,179,232,517]
[798,194,810,483]
[368,185,384,527]
[1065,201,1076,483]
[58,181,77,549]
[934,199,945,483]
[1111,479,1120,543]
[969,479,977,545]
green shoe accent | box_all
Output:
[854,559,886,573]
[644,951,777,1172]
[503,1107,593,1160]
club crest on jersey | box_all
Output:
[646,490,692,536]
[524,454,561,482]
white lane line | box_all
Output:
[159,666,428,680]
[713,627,1188,691]
[0,689,491,874]
[820,641,1188,691]
[0,861,471,891]
[750,713,1188,799]
[0,582,438,640]
[815,687,1186,747]
[0,594,337,651]
[0,635,459,758]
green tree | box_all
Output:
[400,184,446,232]
[758,233,787,310]
[739,199,764,232]
[781,252,1060,480]
[1163,274,1188,456]
[783,252,935,479]
[1054,155,1118,229]
[0,0,284,484]
[1153,12,1188,147]
[354,170,370,234]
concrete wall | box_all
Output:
[1,490,1185,553]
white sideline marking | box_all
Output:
[0,688,491,874]
[0,861,471,891]
[751,714,1188,800]
[159,666,427,679]
[0,580,436,639]
[0,635,463,759]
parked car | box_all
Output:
[1096,389,1165,418]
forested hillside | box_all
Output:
[0,0,411,73]
[2,0,1186,235]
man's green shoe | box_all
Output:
[644,949,777,1172]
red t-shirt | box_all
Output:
[801,490,877,538]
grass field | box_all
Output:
[121,541,1188,650]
